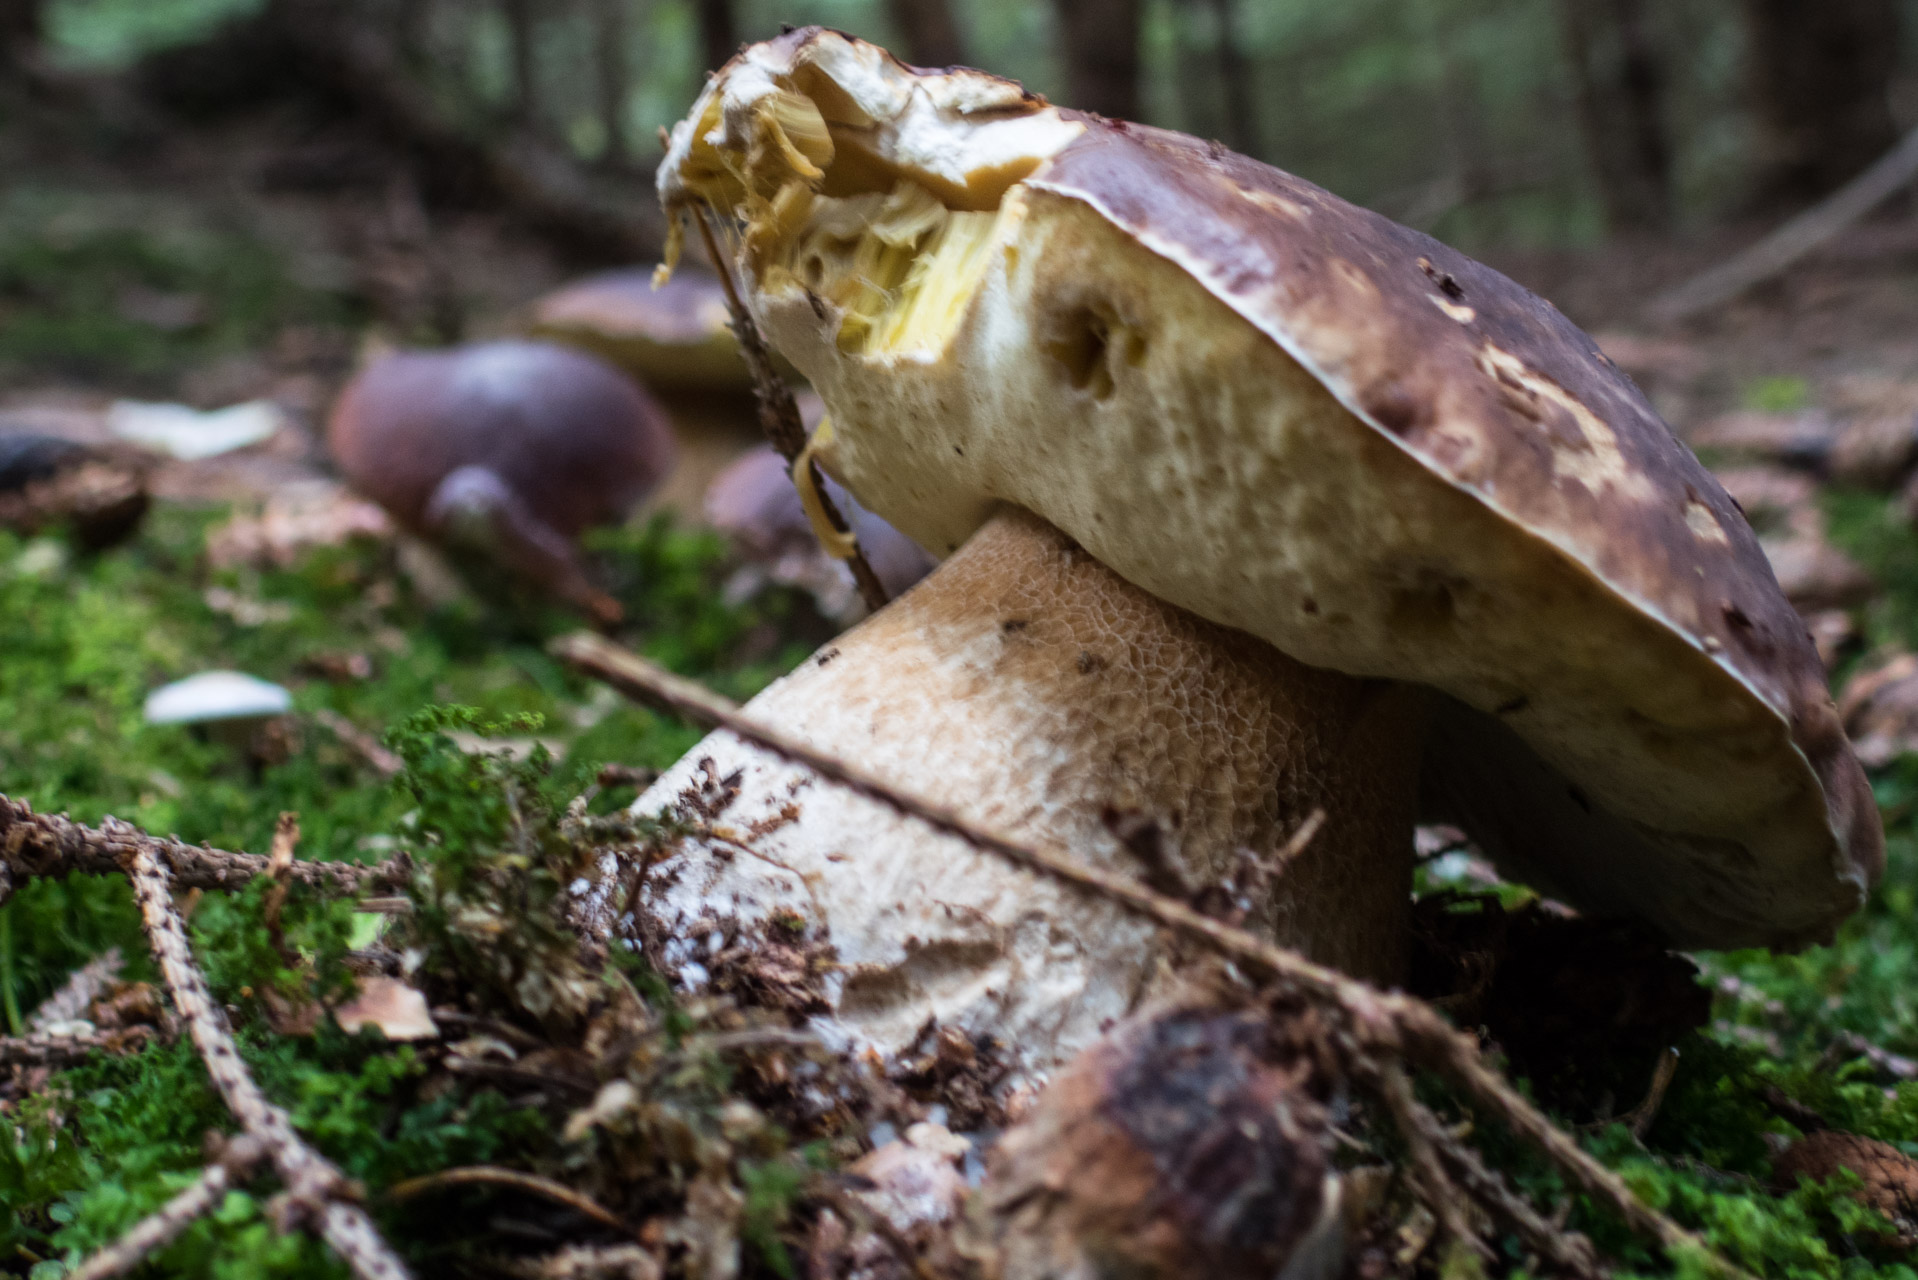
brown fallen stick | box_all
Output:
[0,1030,141,1068]
[66,1136,267,1280]
[0,798,404,903]
[551,629,1743,1277]
[117,821,412,1280]
[25,947,123,1033]
[689,205,891,614]
[385,1166,637,1237]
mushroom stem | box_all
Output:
[618,508,1425,1075]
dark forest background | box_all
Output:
[5,0,1915,255]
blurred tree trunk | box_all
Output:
[1201,0,1259,158]
[1739,0,1900,206]
[1054,0,1140,120]
[885,0,966,68]
[502,0,536,124]
[0,0,41,63]
[697,0,735,75]
[591,0,629,163]
[1557,0,1672,230]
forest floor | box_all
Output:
[11,74,1918,1279]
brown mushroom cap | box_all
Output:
[660,29,1881,950]
[327,340,676,538]
[531,266,749,391]
[704,444,935,599]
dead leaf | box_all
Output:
[335,976,439,1040]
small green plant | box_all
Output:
[1743,374,1812,414]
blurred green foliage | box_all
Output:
[0,194,358,389]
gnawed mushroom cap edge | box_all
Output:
[659,28,1882,949]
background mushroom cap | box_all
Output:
[326,340,676,539]
[704,444,935,599]
[531,267,752,392]
[668,29,1881,950]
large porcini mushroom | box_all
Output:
[627,30,1880,1077]
[327,341,676,623]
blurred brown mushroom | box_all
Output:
[533,265,747,392]
[532,266,768,515]
[1774,1131,1918,1248]
[978,1002,1341,1280]
[705,443,934,619]
[326,340,676,623]
[0,431,149,550]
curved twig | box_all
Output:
[386,1166,638,1238]
[120,824,412,1280]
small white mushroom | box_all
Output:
[144,671,292,726]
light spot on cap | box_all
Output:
[1685,495,1729,545]
[1428,293,1476,324]
[1238,186,1309,221]
[1477,343,1650,500]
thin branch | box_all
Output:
[386,1166,637,1237]
[1649,119,1918,322]
[0,797,403,895]
[1625,1046,1680,1141]
[66,1136,267,1280]
[1393,1081,1600,1277]
[1375,1061,1488,1260]
[26,946,122,1033]
[0,1029,141,1067]
[313,709,405,779]
[119,823,412,1280]
[551,630,1745,1277]
[502,1244,663,1279]
[690,206,890,613]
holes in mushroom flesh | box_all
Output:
[1042,302,1147,401]
[1386,569,1466,636]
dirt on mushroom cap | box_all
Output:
[659,27,1880,950]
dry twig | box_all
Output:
[26,946,123,1033]
[313,709,405,778]
[1649,119,1918,322]
[552,630,1743,1277]
[0,797,403,899]
[1375,1062,1488,1260]
[118,823,412,1280]
[0,1029,138,1068]
[689,205,890,614]
[386,1166,638,1237]
[503,1243,662,1279]
[1385,1075,1600,1277]
[66,1136,267,1280]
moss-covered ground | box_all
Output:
[5,129,1918,1280]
